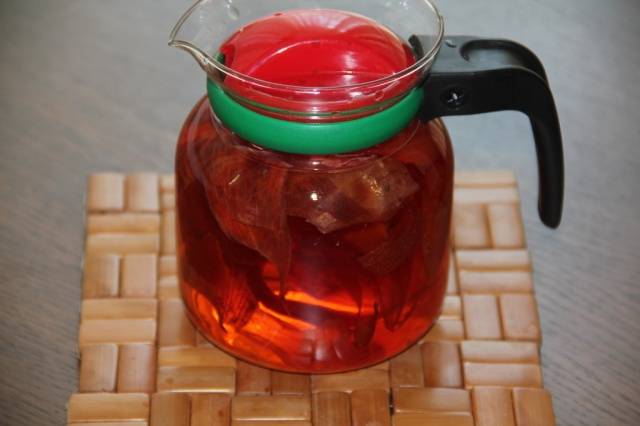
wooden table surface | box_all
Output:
[1,0,638,424]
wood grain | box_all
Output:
[1,0,639,425]
[350,389,390,426]
[471,387,515,426]
[190,394,230,426]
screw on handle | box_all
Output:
[415,35,564,228]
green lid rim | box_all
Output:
[206,79,424,155]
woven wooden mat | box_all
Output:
[67,171,556,426]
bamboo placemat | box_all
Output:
[67,171,556,426]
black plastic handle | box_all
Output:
[413,35,564,228]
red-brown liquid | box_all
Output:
[175,98,453,372]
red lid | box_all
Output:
[218,9,418,120]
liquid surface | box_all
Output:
[218,9,419,116]
[175,97,454,372]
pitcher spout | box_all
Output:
[168,39,214,73]
[168,0,228,79]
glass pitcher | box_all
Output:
[169,0,564,373]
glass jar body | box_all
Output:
[175,96,454,373]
